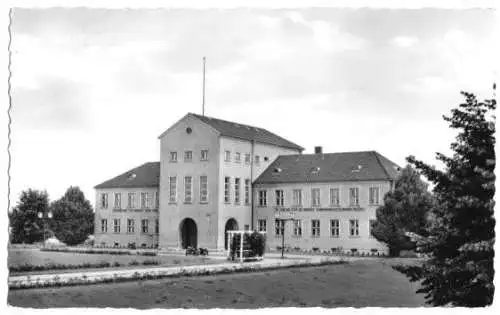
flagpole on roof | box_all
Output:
[202,56,206,116]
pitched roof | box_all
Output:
[94,162,160,189]
[254,151,401,184]
[190,113,304,151]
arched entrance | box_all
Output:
[224,218,239,250]
[179,218,198,249]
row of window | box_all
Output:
[257,219,376,238]
[168,149,269,165]
[168,176,209,203]
[224,150,268,165]
[169,150,209,163]
[257,187,380,207]
[101,192,159,210]
[224,177,251,204]
[101,218,159,234]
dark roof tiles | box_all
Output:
[254,151,401,184]
[191,113,304,151]
[94,162,160,189]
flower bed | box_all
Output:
[9,258,347,290]
[40,247,157,256]
[9,259,160,273]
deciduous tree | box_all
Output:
[9,189,50,244]
[49,186,94,246]
[371,165,434,256]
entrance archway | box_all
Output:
[224,218,239,250]
[179,218,198,249]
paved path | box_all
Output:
[9,255,339,289]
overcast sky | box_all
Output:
[9,8,497,207]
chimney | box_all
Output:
[314,146,323,154]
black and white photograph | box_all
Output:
[3,0,497,310]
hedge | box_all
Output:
[10,259,348,290]
[9,259,160,273]
[40,247,157,256]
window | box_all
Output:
[127,193,136,209]
[292,189,302,206]
[349,187,359,206]
[369,187,380,205]
[224,177,231,203]
[312,188,321,207]
[141,219,149,234]
[234,178,241,204]
[275,219,284,236]
[224,150,231,162]
[330,219,339,238]
[244,179,250,205]
[154,191,159,208]
[330,188,340,206]
[349,219,359,237]
[141,192,150,209]
[235,152,241,163]
[244,154,251,164]
[255,155,260,165]
[170,151,178,162]
[200,176,208,203]
[184,176,192,203]
[101,219,107,233]
[369,219,376,238]
[312,220,320,237]
[100,193,108,209]
[113,219,120,233]
[275,189,284,206]
[258,219,267,232]
[184,151,192,162]
[114,193,121,209]
[258,190,267,207]
[127,219,135,233]
[169,176,177,203]
[293,220,302,236]
[200,149,209,161]
[155,219,159,234]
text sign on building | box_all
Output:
[274,207,298,220]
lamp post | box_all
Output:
[37,210,53,246]
[275,209,295,259]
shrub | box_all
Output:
[129,260,140,266]
[127,242,136,250]
[312,247,320,252]
[142,260,160,266]
[350,248,358,254]
[293,246,301,252]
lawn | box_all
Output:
[8,248,221,274]
[8,259,427,308]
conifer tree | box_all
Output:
[405,91,495,306]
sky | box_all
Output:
[9,7,497,208]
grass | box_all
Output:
[8,248,220,275]
[8,260,426,308]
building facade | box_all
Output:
[157,113,303,250]
[253,150,400,254]
[94,162,160,247]
[94,113,400,254]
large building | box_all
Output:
[94,113,400,253]
[253,149,400,254]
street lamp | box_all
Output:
[274,209,295,259]
[38,210,53,246]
